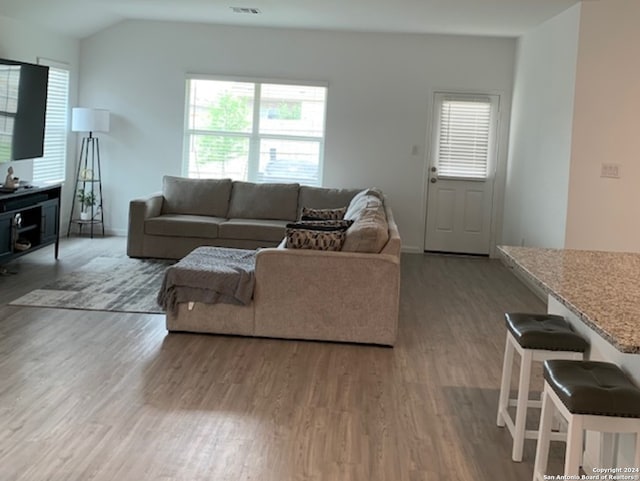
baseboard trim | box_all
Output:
[401,245,423,254]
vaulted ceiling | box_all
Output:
[0,0,579,39]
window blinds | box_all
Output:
[33,64,69,184]
[437,97,492,179]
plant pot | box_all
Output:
[80,211,91,221]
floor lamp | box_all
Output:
[67,107,110,238]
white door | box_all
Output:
[424,93,500,255]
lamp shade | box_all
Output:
[71,107,110,133]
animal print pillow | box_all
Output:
[300,206,347,221]
[289,219,354,230]
[285,223,348,251]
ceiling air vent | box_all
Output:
[230,7,261,14]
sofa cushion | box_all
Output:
[297,186,360,217]
[342,196,389,253]
[285,226,346,251]
[227,181,299,221]
[161,176,232,217]
[365,187,385,201]
[219,218,289,242]
[145,214,226,238]
[300,206,346,221]
[345,189,385,220]
[344,192,380,220]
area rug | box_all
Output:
[9,256,173,314]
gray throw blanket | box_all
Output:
[157,246,256,313]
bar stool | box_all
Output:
[533,360,640,480]
[497,313,588,462]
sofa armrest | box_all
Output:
[127,193,163,257]
[257,246,400,264]
[255,248,400,293]
[254,248,401,344]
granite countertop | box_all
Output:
[498,246,640,354]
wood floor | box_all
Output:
[0,238,563,481]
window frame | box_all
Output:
[0,64,20,163]
[431,92,500,182]
[182,74,328,185]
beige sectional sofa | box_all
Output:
[128,176,401,346]
[127,176,360,259]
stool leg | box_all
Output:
[513,348,532,462]
[552,410,565,433]
[533,387,554,481]
[497,333,515,427]
[564,415,584,476]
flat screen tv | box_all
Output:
[0,58,49,163]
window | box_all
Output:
[184,77,327,186]
[433,93,499,179]
[0,64,19,163]
[34,59,70,184]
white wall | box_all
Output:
[78,20,515,250]
[565,0,640,252]
[0,15,80,230]
[501,4,581,248]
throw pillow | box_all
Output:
[300,206,346,221]
[287,219,354,230]
[285,225,347,251]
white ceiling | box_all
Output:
[0,0,580,39]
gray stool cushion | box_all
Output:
[505,312,588,352]
[544,360,640,418]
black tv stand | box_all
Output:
[0,184,61,264]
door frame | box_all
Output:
[421,88,511,257]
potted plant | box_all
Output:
[77,189,97,221]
